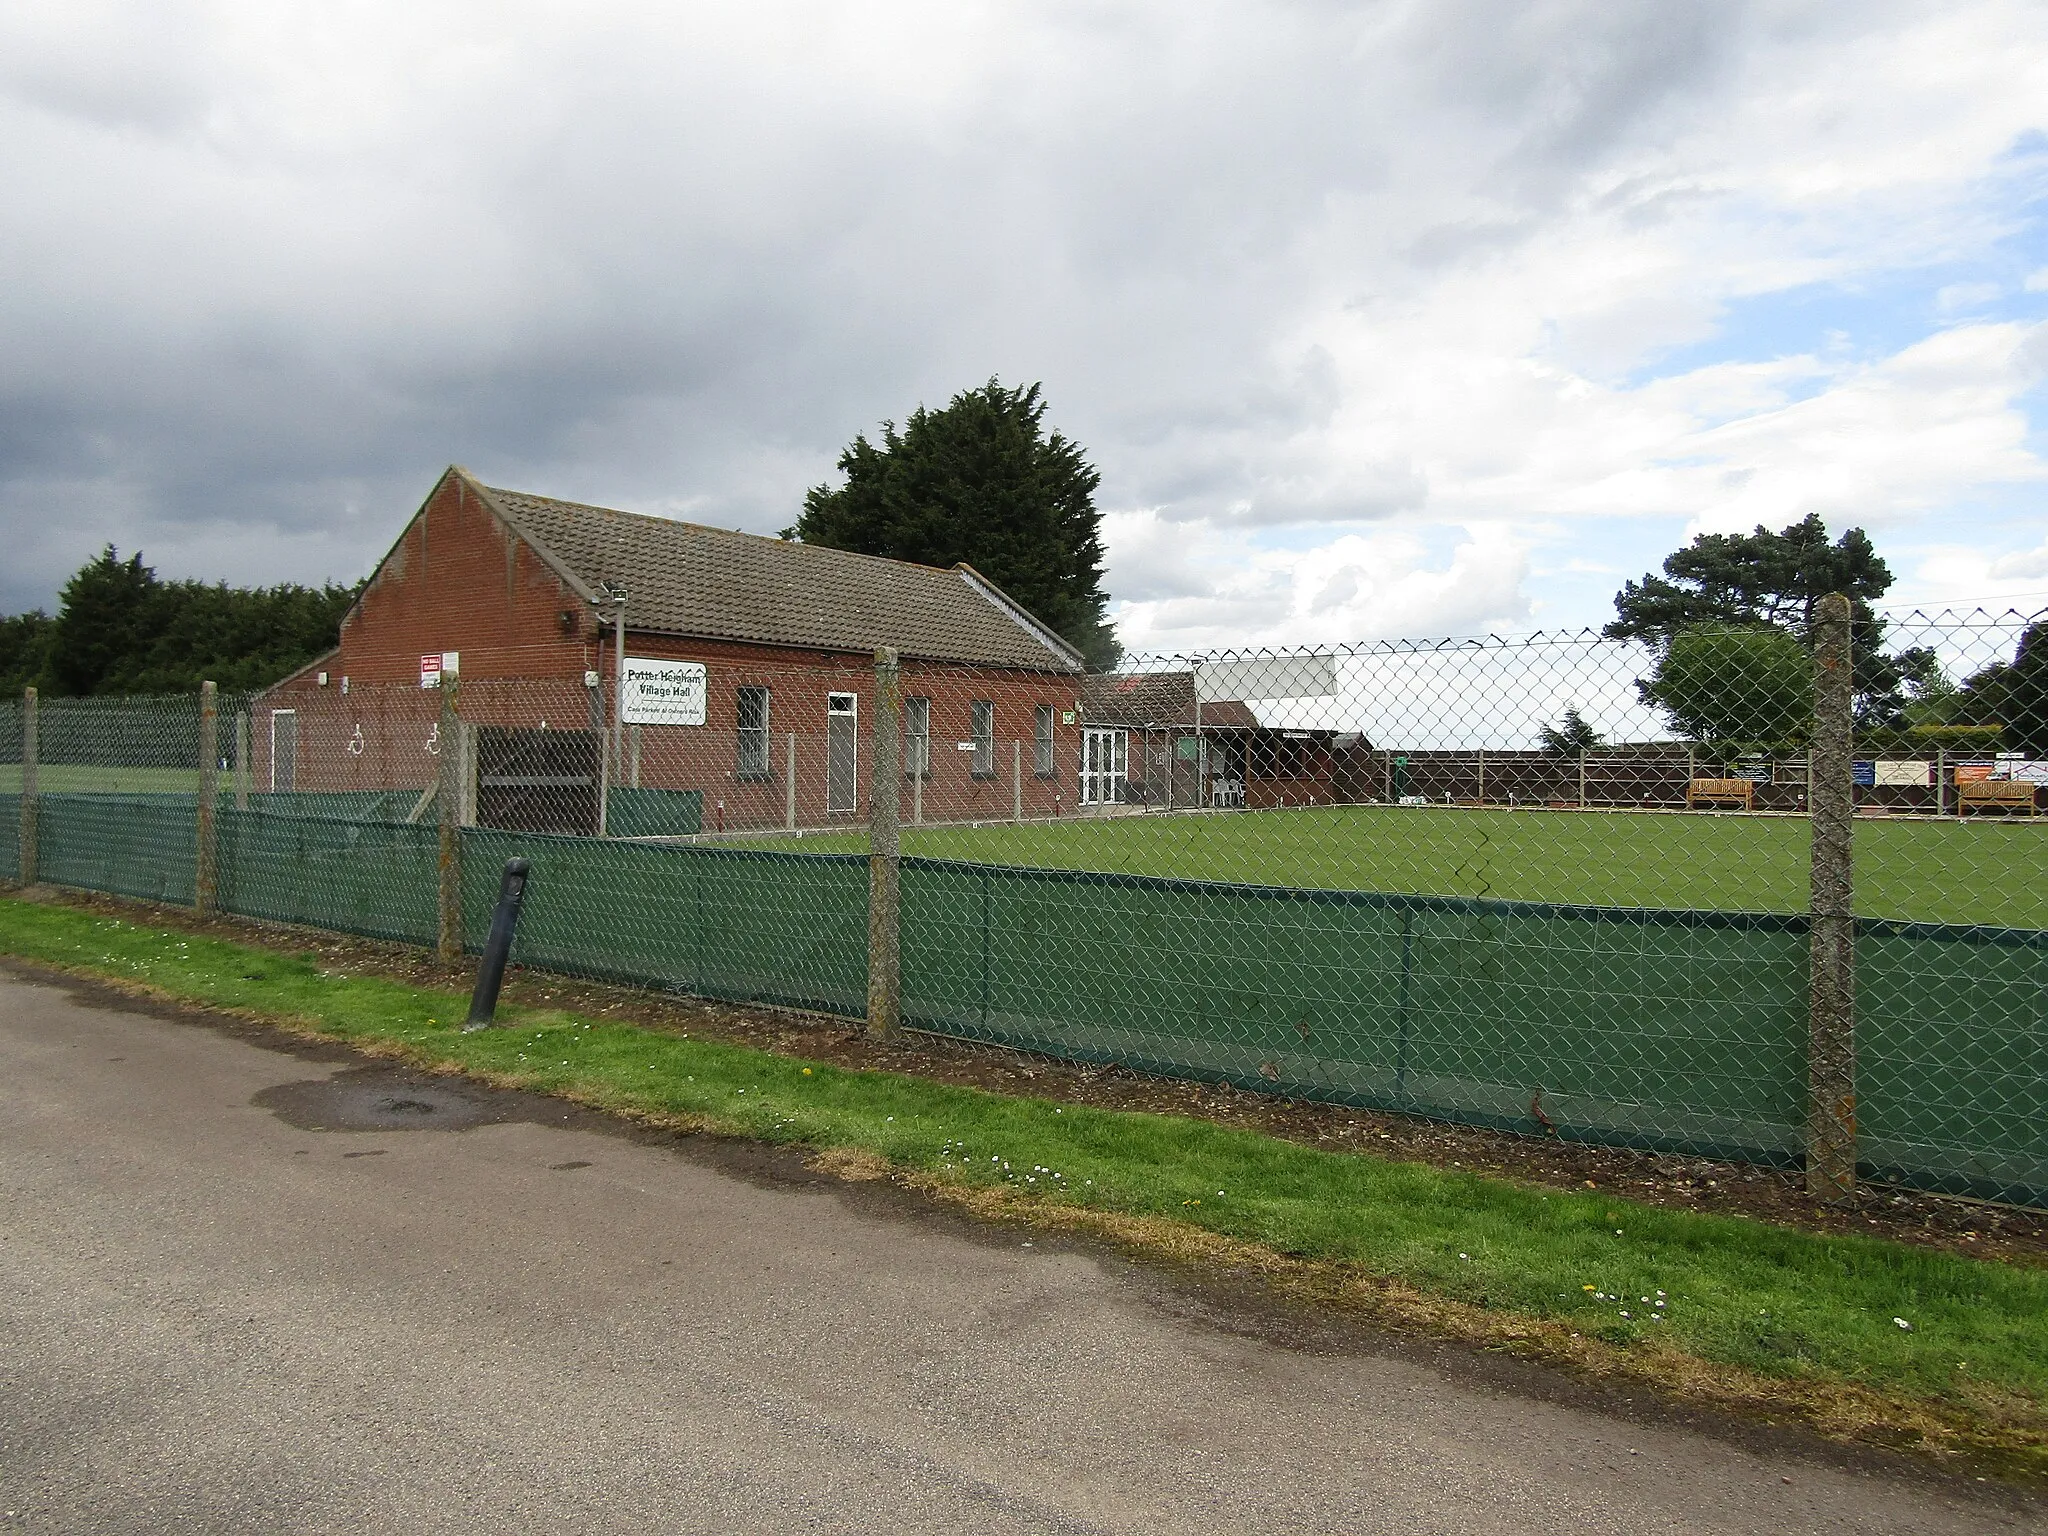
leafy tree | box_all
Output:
[1957,619,2048,755]
[792,379,1120,668]
[1638,625,1814,748]
[23,546,357,696]
[1607,513,1933,728]
[1537,706,1602,754]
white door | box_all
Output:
[1080,728,1127,805]
[826,693,858,814]
[269,709,298,792]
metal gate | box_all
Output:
[476,726,599,835]
[827,693,858,814]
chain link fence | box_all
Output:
[6,603,2043,1204]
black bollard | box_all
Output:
[464,858,531,1030]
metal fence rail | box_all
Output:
[6,604,2044,1205]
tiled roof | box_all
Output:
[1080,672,1259,729]
[476,478,1082,672]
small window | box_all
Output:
[737,686,771,778]
[905,696,931,779]
[1034,704,1055,777]
[970,699,995,778]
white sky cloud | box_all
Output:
[2,0,2046,650]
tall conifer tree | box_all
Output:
[793,380,1120,668]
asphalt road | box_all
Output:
[0,968,2038,1535]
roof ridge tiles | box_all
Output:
[483,485,968,580]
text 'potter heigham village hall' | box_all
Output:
[258,466,1089,835]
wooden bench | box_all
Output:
[1688,777,1755,811]
[1959,778,2039,816]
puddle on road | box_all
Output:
[255,1067,534,1132]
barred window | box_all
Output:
[736,686,770,777]
[1033,704,1055,777]
[971,699,995,777]
[905,696,931,779]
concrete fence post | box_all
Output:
[1807,592,1857,1201]
[19,686,37,886]
[595,670,611,839]
[785,732,797,831]
[437,677,464,966]
[459,720,478,827]
[1012,739,1023,822]
[196,681,219,917]
[867,647,902,1038]
[612,597,628,810]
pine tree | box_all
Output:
[1537,706,1603,754]
[1606,514,1932,728]
[47,547,161,696]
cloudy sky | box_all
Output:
[4,0,2046,653]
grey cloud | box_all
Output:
[0,0,1972,618]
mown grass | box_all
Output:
[0,765,199,794]
[752,804,2048,926]
[2,892,2044,1469]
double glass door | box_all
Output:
[1079,728,1127,805]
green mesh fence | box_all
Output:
[902,860,1811,1162]
[15,787,2046,1203]
[37,793,196,904]
[897,864,2046,1204]
[461,830,866,1017]
[217,809,441,945]
[1858,921,2048,1205]
[606,788,705,838]
[247,790,425,822]
[0,794,18,883]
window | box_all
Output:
[970,699,995,777]
[1034,704,1055,777]
[736,686,770,777]
[905,696,931,779]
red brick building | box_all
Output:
[260,467,1087,831]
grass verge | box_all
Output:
[2,891,2044,1476]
